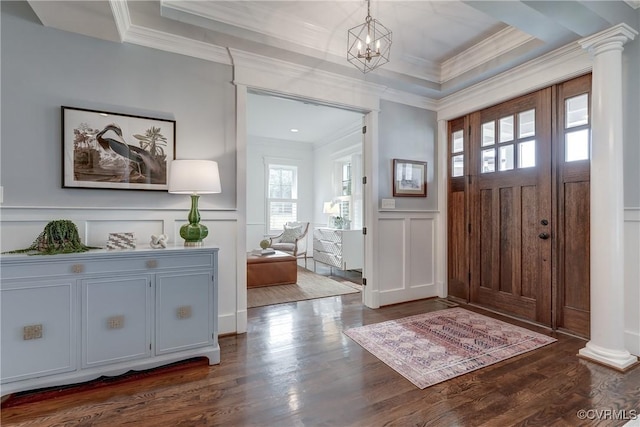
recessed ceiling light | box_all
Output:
[290,128,299,133]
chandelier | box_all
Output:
[347,0,392,73]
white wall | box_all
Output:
[313,131,363,229]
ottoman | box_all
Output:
[247,250,297,288]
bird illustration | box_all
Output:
[95,123,164,182]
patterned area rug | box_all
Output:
[344,307,557,389]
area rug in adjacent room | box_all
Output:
[344,307,556,389]
[247,267,360,308]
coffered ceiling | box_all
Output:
[24,1,639,144]
[27,1,640,100]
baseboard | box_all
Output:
[625,329,640,357]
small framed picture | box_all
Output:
[393,159,427,197]
[62,106,176,191]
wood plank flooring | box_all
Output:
[2,294,639,426]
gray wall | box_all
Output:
[623,11,640,208]
[378,100,438,210]
[1,1,236,210]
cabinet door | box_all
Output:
[82,276,152,368]
[155,271,213,355]
[1,281,76,383]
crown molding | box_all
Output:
[124,25,232,65]
[229,48,386,112]
[161,1,334,56]
[109,0,132,42]
[624,0,640,9]
[441,26,536,83]
[438,42,591,120]
[314,122,363,148]
[381,87,437,111]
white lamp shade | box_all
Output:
[323,202,339,214]
[168,160,222,194]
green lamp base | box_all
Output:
[179,223,208,246]
[179,194,208,247]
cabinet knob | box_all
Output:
[107,315,125,329]
[146,259,158,269]
[177,305,192,319]
[71,264,84,274]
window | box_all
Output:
[564,93,590,162]
[342,162,352,196]
[480,109,536,174]
[267,164,298,232]
[451,129,464,178]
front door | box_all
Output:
[447,75,591,334]
[469,88,552,325]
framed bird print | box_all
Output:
[62,106,176,190]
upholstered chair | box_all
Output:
[269,222,310,267]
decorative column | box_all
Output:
[578,24,638,370]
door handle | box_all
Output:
[538,232,550,240]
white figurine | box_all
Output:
[150,234,168,249]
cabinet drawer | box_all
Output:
[313,239,342,255]
[1,252,214,280]
[313,228,341,243]
[82,276,152,368]
[1,281,76,383]
[155,272,213,355]
[313,250,342,269]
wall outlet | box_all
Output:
[381,198,395,209]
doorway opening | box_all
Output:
[246,90,366,308]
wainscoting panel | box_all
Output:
[377,212,439,306]
[409,218,435,287]
[1,208,240,335]
[624,208,640,356]
[377,218,405,294]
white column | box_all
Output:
[578,24,638,370]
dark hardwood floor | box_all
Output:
[2,294,639,426]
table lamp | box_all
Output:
[323,201,339,227]
[168,160,222,246]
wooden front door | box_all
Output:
[447,75,592,335]
[469,89,553,325]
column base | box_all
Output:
[578,341,638,371]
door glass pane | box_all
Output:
[518,140,536,168]
[566,94,588,128]
[499,145,514,171]
[481,149,495,173]
[566,129,590,162]
[499,116,514,143]
[452,154,464,177]
[518,109,535,138]
[452,130,464,153]
[482,122,495,146]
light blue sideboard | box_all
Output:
[0,245,219,396]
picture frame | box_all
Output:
[393,159,427,197]
[62,106,176,191]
